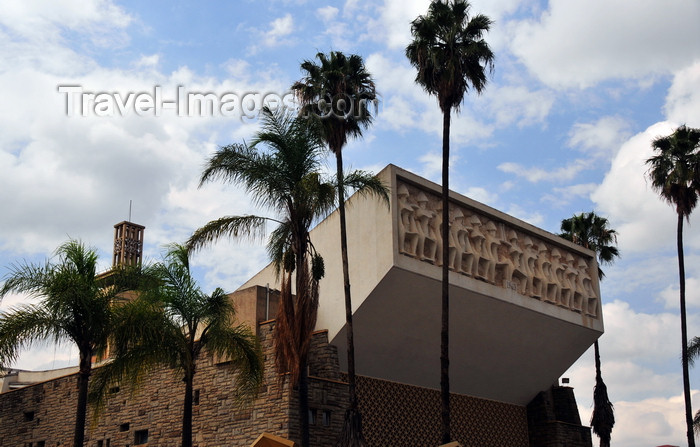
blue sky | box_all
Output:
[1,1,700,445]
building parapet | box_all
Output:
[396,178,600,318]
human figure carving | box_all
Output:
[467,215,486,278]
[478,220,499,283]
[561,253,578,310]
[448,209,467,272]
[531,243,550,299]
[574,258,597,316]
[499,230,527,292]
[430,202,443,266]
[457,212,476,277]
[521,236,538,296]
[415,192,438,263]
[546,248,564,305]
[397,184,419,257]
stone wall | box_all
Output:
[527,386,593,447]
[0,322,347,447]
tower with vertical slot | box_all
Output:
[112,221,145,267]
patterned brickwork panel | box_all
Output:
[355,375,529,447]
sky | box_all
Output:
[0,0,699,445]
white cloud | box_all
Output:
[590,121,700,255]
[568,116,633,160]
[135,54,160,68]
[266,14,294,44]
[502,204,544,227]
[664,60,700,127]
[484,85,554,128]
[610,395,690,447]
[0,0,132,46]
[462,187,498,206]
[316,5,339,22]
[509,0,700,89]
[248,13,296,53]
[659,276,700,311]
[601,300,687,367]
[498,159,590,183]
[564,298,700,446]
[418,151,459,181]
[367,0,431,50]
[540,183,599,208]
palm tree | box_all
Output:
[646,124,700,447]
[90,244,263,447]
[406,1,494,442]
[560,212,620,447]
[291,51,380,447]
[0,240,138,447]
[186,107,385,447]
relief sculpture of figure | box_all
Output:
[478,220,499,283]
[546,248,564,305]
[499,230,527,292]
[560,253,578,310]
[467,215,486,278]
[397,184,419,257]
[458,212,476,277]
[415,192,438,263]
[531,243,550,299]
[429,202,443,266]
[521,237,538,296]
[574,258,598,317]
[448,208,467,272]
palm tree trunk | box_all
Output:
[73,350,91,447]
[183,371,194,447]
[334,151,366,446]
[591,340,614,447]
[440,108,451,445]
[678,214,695,447]
[294,234,312,447]
[300,359,311,447]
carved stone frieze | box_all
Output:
[397,181,599,318]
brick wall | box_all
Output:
[354,375,530,447]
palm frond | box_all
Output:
[0,305,67,368]
[560,211,620,280]
[187,215,272,253]
[342,170,390,209]
[406,0,494,113]
[591,373,615,447]
[689,336,700,367]
[646,125,700,220]
[266,222,293,275]
[291,51,376,154]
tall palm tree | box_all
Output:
[560,212,620,447]
[186,107,385,447]
[0,240,138,447]
[291,51,381,447]
[646,124,700,447]
[406,1,494,442]
[90,244,263,447]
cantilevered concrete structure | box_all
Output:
[242,164,603,407]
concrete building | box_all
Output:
[0,164,599,446]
